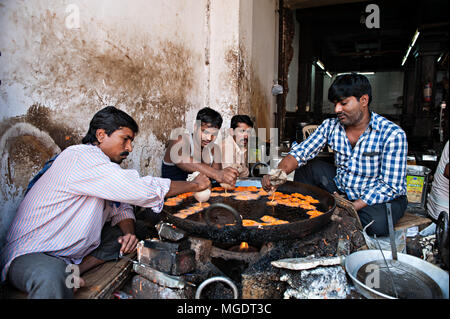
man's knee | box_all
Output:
[358,197,407,237]
[9,254,74,299]
[28,264,73,298]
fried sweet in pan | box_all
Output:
[306,210,324,218]
[164,201,180,206]
[246,194,260,200]
[192,202,210,208]
[234,195,250,201]
[266,201,278,206]
[164,197,183,206]
[177,192,193,199]
[173,209,195,219]
[220,192,233,197]
[304,195,319,203]
[242,219,262,227]
[246,186,259,192]
[260,215,278,223]
[270,219,289,225]
[189,205,204,212]
[300,203,317,210]
[258,189,269,196]
[173,213,189,219]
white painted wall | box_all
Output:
[286,19,299,112]
[250,0,278,130]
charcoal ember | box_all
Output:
[280,266,350,299]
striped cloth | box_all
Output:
[289,112,407,206]
[1,144,171,281]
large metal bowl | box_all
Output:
[345,250,449,299]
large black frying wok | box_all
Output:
[161,179,336,245]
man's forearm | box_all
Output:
[176,162,219,181]
[117,218,135,235]
[353,198,368,211]
[278,154,299,175]
[165,181,201,198]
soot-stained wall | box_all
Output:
[0,0,278,245]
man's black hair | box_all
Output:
[328,73,372,106]
[196,107,223,129]
[82,106,139,144]
[230,115,254,129]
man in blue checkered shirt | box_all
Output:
[263,73,408,236]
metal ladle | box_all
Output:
[372,203,399,298]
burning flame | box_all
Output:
[239,242,249,251]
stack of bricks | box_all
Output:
[131,222,197,299]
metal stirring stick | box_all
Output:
[374,234,399,299]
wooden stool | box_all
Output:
[394,212,432,231]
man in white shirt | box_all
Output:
[220,115,254,178]
[427,140,449,221]
[2,106,210,298]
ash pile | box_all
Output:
[241,206,367,299]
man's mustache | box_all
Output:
[120,151,130,156]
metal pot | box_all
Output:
[344,249,449,299]
[272,203,449,299]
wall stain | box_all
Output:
[25,104,79,151]
[7,135,53,191]
[3,7,200,176]
[225,45,270,137]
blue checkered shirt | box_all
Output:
[289,112,407,205]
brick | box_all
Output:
[172,249,196,276]
[155,222,187,242]
[144,238,190,253]
[137,240,196,275]
[189,236,212,265]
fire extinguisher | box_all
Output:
[424,82,432,103]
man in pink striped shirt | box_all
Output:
[0,106,210,298]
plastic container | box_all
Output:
[406,165,432,209]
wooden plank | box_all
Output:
[394,212,432,231]
[75,252,136,299]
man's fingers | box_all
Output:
[119,235,138,254]
[118,235,130,253]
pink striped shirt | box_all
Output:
[1,144,171,281]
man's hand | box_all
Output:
[216,167,239,185]
[262,169,287,192]
[262,174,275,192]
[191,173,211,192]
[117,233,139,255]
[333,192,367,211]
[352,198,368,211]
